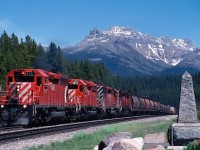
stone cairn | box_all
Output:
[168,71,200,146]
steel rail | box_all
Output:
[0,126,23,133]
[0,115,158,142]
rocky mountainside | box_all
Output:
[161,48,200,75]
[63,26,198,76]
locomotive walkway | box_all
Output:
[0,115,156,143]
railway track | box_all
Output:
[0,115,157,142]
[0,126,23,134]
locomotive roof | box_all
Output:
[37,69,48,77]
[69,79,97,86]
[12,69,66,78]
[84,80,97,86]
[39,69,67,79]
[69,79,87,85]
[7,69,67,79]
[105,86,113,90]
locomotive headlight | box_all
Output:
[17,85,20,92]
[23,105,27,108]
[1,105,4,108]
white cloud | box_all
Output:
[0,21,48,46]
[0,19,27,39]
[0,20,10,30]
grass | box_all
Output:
[29,119,175,150]
[185,139,200,150]
[186,142,200,150]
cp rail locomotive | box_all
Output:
[0,69,176,126]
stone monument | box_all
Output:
[169,71,200,146]
[178,71,197,123]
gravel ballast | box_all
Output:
[0,115,177,150]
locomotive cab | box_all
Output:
[4,69,48,107]
[1,69,40,126]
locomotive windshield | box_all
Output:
[14,75,34,82]
[13,70,35,82]
[68,84,78,89]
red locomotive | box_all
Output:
[67,79,99,120]
[0,69,176,126]
[0,69,68,126]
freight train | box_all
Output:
[0,69,176,126]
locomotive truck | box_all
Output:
[0,69,176,126]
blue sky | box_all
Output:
[0,0,200,47]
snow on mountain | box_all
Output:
[63,26,198,75]
[172,38,195,51]
[74,26,196,66]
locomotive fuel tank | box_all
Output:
[46,111,65,122]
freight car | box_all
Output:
[0,69,176,126]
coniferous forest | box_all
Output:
[1,31,200,110]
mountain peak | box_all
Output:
[104,26,139,37]
[108,26,132,32]
[63,26,199,76]
[90,28,101,35]
[77,26,197,66]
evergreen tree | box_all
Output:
[55,46,67,73]
[23,35,37,66]
[47,42,58,72]
[46,42,67,73]
[33,44,48,69]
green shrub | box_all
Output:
[186,141,200,150]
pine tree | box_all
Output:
[34,44,48,69]
[55,46,66,73]
[46,42,58,72]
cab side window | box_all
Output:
[92,86,97,92]
[80,85,83,92]
[8,76,13,83]
[37,77,42,86]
